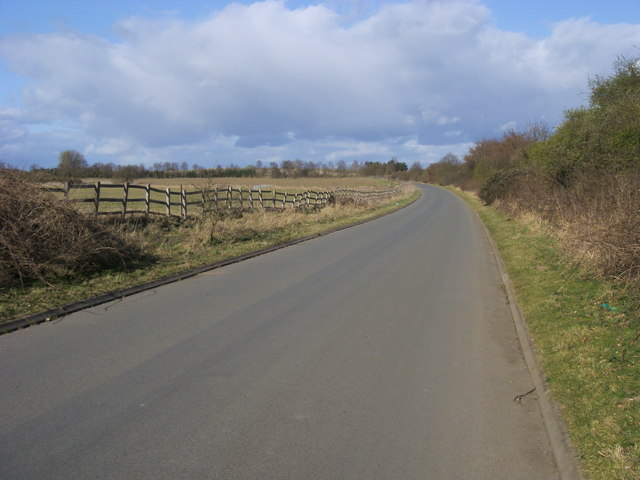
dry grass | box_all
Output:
[188,186,413,248]
[496,173,640,286]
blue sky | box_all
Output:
[1,0,640,169]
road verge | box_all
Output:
[451,185,640,480]
[453,189,584,480]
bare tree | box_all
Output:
[57,150,87,178]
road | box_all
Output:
[0,185,558,479]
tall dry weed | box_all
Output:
[188,188,407,248]
[498,173,640,285]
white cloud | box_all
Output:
[1,0,640,167]
[437,116,460,126]
[499,121,517,132]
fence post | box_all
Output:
[227,186,232,209]
[94,181,101,216]
[122,182,130,218]
[258,187,264,209]
[165,187,171,217]
[283,191,288,210]
[249,188,254,210]
[181,186,187,219]
[64,181,71,200]
[145,184,151,216]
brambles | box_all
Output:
[0,171,147,288]
[498,173,640,286]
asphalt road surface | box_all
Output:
[0,185,559,479]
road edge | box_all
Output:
[1,191,420,335]
[448,186,585,480]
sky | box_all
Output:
[1,0,640,169]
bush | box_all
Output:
[0,171,148,288]
[530,56,640,185]
[495,172,640,286]
[478,168,528,205]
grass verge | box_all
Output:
[451,187,640,480]
[0,188,419,325]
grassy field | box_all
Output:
[48,177,395,215]
[452,187,640,480]
[1,185,419,324]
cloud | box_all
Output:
[1,0,640,167]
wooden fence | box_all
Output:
[43,182,400,219]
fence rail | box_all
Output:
[45,182,400,219]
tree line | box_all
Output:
[13,154,409,182]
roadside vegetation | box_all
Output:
[0,172,148,288]
[419,56,640,290]
[0,173,417,323]
[454,189,639,480]
[430,56,640,480]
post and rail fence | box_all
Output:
[42,182,401,219]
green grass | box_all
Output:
[0,189,420,324]
[451,188,640,480]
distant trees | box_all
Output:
[38,148,416,182]
[57,150,88,178]
[336,160,348,177]
[269,162,282,178]
[360,158,408,177]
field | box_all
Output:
[43,177,395,216]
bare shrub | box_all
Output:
[478,168,528,205]
[554,174,640,284]
[0,171,148,288]
[496,172,640,285]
